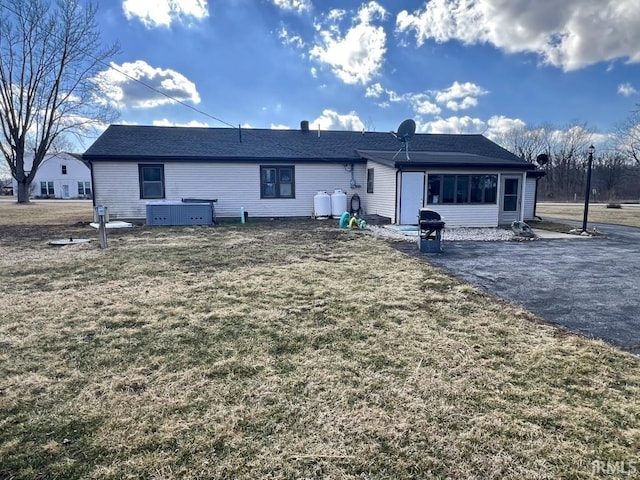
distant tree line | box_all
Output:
[494,109,640,202]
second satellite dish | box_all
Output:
[536,153,549,166]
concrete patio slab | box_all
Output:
[531,229,593,239]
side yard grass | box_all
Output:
[537,202,640,228]
[1,202,639,479]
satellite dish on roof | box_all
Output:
[536,153,549,166]
[396,119,416,142]
[391,119,416,160]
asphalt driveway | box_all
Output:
[419,223,640,355]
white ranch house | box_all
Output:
[83,123,544,227]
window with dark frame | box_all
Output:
[456,175,469,203]
[138,164,165,199]
[367,168,374,193]
[40,181,54,196]
[427,176,441,204]
[503,178,519,211]
[442,175,455,203]
[78,181,92,196]
[61,165,67,175]
[260,166,294,199]
[427,174,498,205]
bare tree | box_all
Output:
[593,151,628,201]
[614,107,640,165]
[493,123,552,163]
[0,0,119,203]
[547,122,594,200]
[495,121,596,200]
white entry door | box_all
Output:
[400,172,424,224]
[62,184,70,198]
[499,175,521,225]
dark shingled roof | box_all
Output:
[83,124,532,170]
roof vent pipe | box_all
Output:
[300,120,309,132]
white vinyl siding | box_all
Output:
[427,204,499,228]
[92,163,144,218]
[422,170,507,228]
[364,161,396,223]
[523,176,537,221]
[92,161,366,220]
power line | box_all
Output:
[0,0,237,129]
[101,62,237,128]
[0,1,334,159]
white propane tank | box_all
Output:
[314,191,331,218]
[331,189,347,217]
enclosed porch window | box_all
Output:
[428,174,497,204]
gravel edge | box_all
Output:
[368,225,515,242]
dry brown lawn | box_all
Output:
[537,202,640,228]
[0,199,92,226]
[1,201,639,479]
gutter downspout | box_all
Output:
[395,168,401,225]
[533,175,541,220]
[88,159,96,208]
[520,171,526,222]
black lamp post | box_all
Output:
[582,144,595,232]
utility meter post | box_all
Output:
[96,205,108,248]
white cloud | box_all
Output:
[312,109,365,131]
[326,9,347,24]
[377,88,442,115]
[591,132,613,146]
[371,81,487,115]
[357,1,386,23]
[123,0,208,28]
[486,115,526,132]
[410,94,441,115]
[386,89,405,103]
[432,81,489,111]
[446,97,475,111]
[484,115,527,140]
[270,124,290,129]
[417,115,487,134]
[396,0,640,71]
[278,27,305,48]
[618,83,638,96]
[95,60,201,108]
[548,124,594,144]
[153,118,210,127]
[271,0,311,14]
[310,2,387,85]
[365,82,384,98]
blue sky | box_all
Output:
[90,0,640,145]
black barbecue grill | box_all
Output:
[418,209,445,253]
